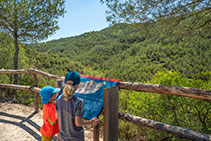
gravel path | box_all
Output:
[0,102,101,141]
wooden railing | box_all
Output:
[0,68,63,112]
[0,68,211,141]
[118,82,211,101]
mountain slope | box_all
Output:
[35,23,211,82]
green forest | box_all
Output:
[0,0,211,140]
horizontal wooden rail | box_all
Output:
[0,68,62,80]
[0,83,41,93]
[1,68,210,101]
[119,112,211,141]
[118,82,211,101]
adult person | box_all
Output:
[55,71,99,141]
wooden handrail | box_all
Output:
[118,82,211,101]
[0,68,63,79]
[0,83,41,93]
[118,112,211,141]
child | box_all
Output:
[40,86,61,141]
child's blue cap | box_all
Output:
[40,86,61,104]
[64,71,81,86]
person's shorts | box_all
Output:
[41,135,53,141]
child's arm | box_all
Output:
[48,104,58,126]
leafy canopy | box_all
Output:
[0,0,65,42]
[101,0,211,29]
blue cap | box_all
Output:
[64,71,81,86]
[40,86,61,104]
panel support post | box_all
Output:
[93,123,100,141]
[55,78,64,88]
[103,86,119,141]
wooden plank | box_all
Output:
[118,82,211,101]
[119,112,211,141]
[103,86,119,141]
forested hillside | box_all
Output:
[35,22,211,82]
[6,20,211,84]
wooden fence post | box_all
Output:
[93,123,100,141]
[34,74,39,113]
[103,86,119,141]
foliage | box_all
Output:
[35,20,211,83]
[0,0,65,42]
[0,0,66,84]
[100,0,211,29]
[0,32,87,103]
[118,70,211,140]
[0,32,14,69]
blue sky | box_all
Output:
[45,0,109,41]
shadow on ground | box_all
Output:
[0,112,57,141]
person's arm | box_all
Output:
[48,111,58,126]
[75,116,99,127]
[74,99,99,126]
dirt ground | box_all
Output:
[0,102,102,141]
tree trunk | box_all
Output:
[13,32,19,84]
